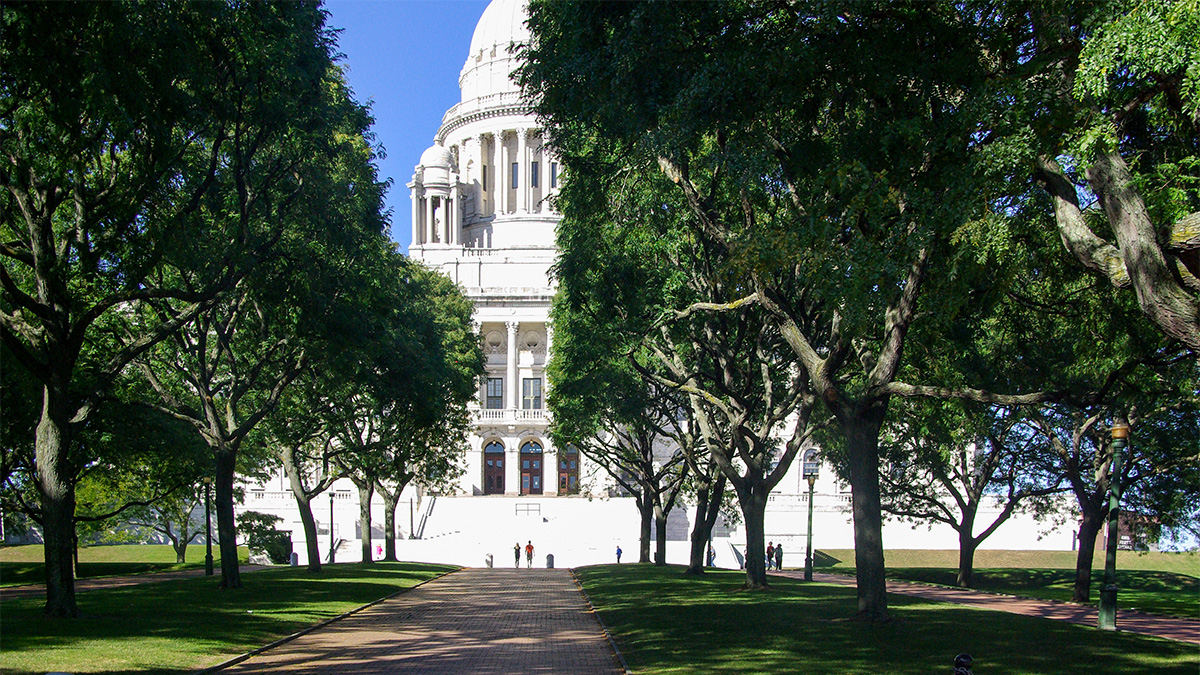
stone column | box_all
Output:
[410,186,421,245]
[506,321,519,410]
[506,438,519,496]
[496,130,507,215]
[544,323,553,396]
[478,133,488,216]
[424,196,435,244]
[516,128,528,213]
[449,183,460,245]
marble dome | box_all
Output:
[459,0,529,102]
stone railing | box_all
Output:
[471,407,551,426]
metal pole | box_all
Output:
[804,475,816,582]
[204,479,214,576]
[328,492,336,565]
[410,499,414,539]
[1098,419,1127,630]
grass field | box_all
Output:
[0,544,249,586]
[577,564,1199,675]
[815,548,1199,619]
[0,561,455,674]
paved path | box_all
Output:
[0,565,271,601]
[217,568,624,675]
[773,570,1199,645]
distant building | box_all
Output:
[237,0,1077,568]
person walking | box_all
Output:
[525,540,534,568]
[775,543,784,570]
[616,545,622,563]
[766,542,775,570]
[514,542,521,568]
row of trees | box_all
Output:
[523,0,1198,621]
[1,1,481,618]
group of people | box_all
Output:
[514,541,534,568]
[767,542,783,570]
[738,542,785,570]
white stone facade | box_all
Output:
[234,0,1079,567]
[408,0,570,500]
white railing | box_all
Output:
[471,408,551,425]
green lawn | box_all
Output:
[0,561,455,674]
[577,564,1199,675]
[0,544,249,586]
[815,548,1199,619]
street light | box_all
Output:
[202,476,214,576]
[802,451,820,582]
[328,492,336,565]
[1099,418,1128,630]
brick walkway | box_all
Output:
[773,570,1200,645]
[216,568,625,674]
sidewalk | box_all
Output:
[772,569,1200,645]
[215,568,625,674]
[0,565,271,601]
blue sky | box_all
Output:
[325,0,491,251]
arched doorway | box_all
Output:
[484,441,505,495]
[520,440,543,495]
[559,444,580,494]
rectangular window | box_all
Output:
[486,377,503,409]
[550,162,558,188]
[482,165,488,192]
[522,377,542,409]
[511,162,519,188]
[531,161,539,188]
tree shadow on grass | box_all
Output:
[578,565,1198,675]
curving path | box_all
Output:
[772,569,1199,645]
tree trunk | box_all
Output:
[957,530,977,589]
[685,474,726,575]
[280,446,322,572]
[173,536,188,564]
[35,386,79,617]
[1073,508,1105,603]
[638,495,652,563]
[956,504,978,588]
[739,486,770,589]
[213,449,242,588]
[214,449,242,589]
[293,491,323,573]
[842,409,889,621]
[653,502,668,566]
[381,490,400,562]
[357,481,374,564]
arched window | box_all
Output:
[558,444,580,495]
[484,441,505,495]
[520,440,543,495]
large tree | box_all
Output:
[133,56,387,589]
[521,0,1056,618]
[879,401,1066,588]
[1,1,358,615]
[1011,0,1200,351]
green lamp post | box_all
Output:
[1098,418,1127,630]
[203,476,214,576]
[802,451,819,582]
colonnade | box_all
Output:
[411,128,558,248]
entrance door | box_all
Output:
[520,441,543,495]
[484,441,505,495]
[559,445,579,494]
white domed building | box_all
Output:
[235,0,1079,568]
[408,0,566,499]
